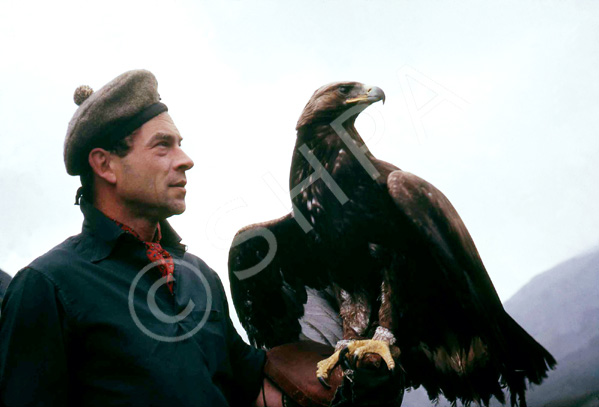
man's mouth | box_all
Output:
[170,180,187,188]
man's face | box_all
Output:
[112,112,194,220]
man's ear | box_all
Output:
[88,148,117,185]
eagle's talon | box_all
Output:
[345,339,397,370]
[316,339,399,388]
[318,376,331,389]
[339,347,352,369]
[316,347,345,388]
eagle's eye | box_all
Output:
[338,85,352,95]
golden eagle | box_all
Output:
[228,82,555,406]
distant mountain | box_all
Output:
[0,268,12,318]
[401,247,599,407]
[0,268,12,303]
[504,247,599,407]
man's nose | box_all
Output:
[175,147,194,171]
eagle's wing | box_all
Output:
[228,213,328,349]
[384,170,555,403]
[386,170,503,314]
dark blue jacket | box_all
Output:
[0,200,265,406]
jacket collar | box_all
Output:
[80,198,186,262]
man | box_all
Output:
[0,70,280,406]
[0,70,398,407]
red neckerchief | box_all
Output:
[112,219,175,295]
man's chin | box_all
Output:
[149,199,186,220]
[124,196,186,221]
[163,203,186,218]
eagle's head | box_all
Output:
[296,82,385,130]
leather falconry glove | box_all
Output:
[264,341,404,407]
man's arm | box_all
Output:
[222,305,268,406]
[0,268,70,406]
[211,268,266,406]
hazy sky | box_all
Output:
[1,0,598,322]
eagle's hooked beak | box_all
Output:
[346,86,386,105]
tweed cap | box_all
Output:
[64,69,168,175]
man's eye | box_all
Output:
[157,141,170,147]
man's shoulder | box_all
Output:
[27,233,87,279]
[5,235,87,310]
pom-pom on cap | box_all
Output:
[64,70,168,176]
[73,85,94,106]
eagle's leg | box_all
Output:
[373,280,400,358]
[343,280,400,368]
[316,280,401,387]
[316,287,374,387]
